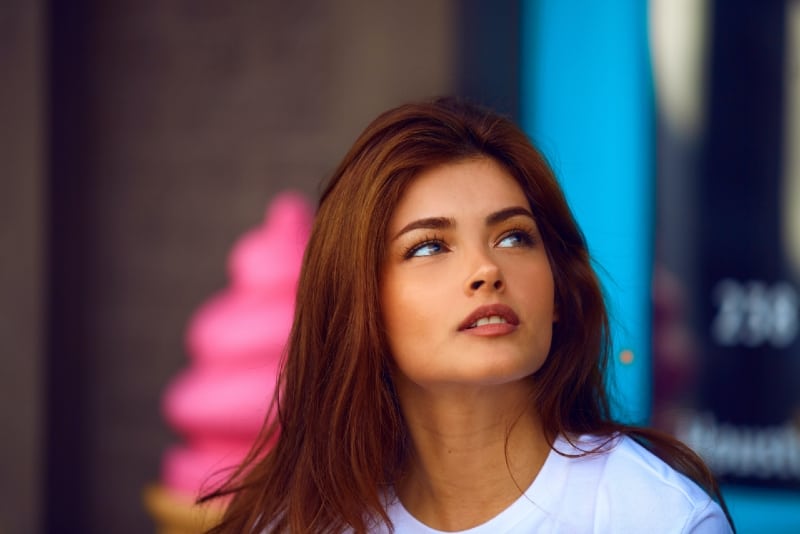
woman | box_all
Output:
[204,98,733,533]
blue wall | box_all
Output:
[520,0,653,424]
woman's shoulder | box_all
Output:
[552,433,732,533]
[589,434,709,502]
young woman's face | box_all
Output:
[380,157,557,391]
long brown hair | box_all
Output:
[203,97,731,532]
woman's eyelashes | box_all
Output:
[401,226,538,259]
[403,234,448,258]
[496,226,537,248]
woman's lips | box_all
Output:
[458,304,520,336]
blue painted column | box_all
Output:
[520,0,654,423]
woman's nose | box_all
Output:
[464,255,505,294]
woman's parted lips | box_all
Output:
[458,303,520,331]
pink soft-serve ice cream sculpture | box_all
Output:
[160,191,313,503]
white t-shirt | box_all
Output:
[373,434,732,533]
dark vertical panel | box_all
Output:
[699,0,789,424]
[679,0,800,489]
[457,0,521,121]
[46,0,93,531]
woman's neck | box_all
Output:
[394,379,550,532]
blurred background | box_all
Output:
[1,0,798,532]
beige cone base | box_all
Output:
[143,484,225,534]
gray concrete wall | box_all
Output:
[43,2,457,532]
[0,2,45,533]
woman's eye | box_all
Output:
[407,240,445,258]
[497,230,534,248]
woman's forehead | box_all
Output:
[388,158,530,228]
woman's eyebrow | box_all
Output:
[392,207,534,241]
[486,206,535,226]
[392,216,454,241]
